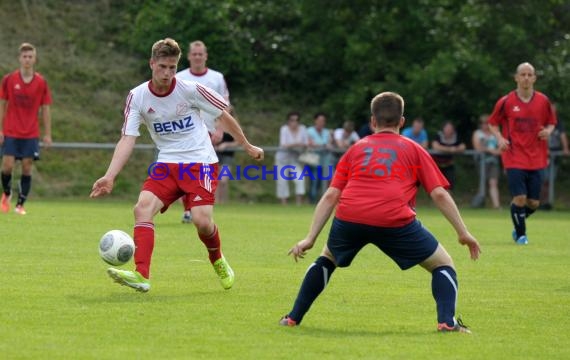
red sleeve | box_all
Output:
[416,147,450,193]
[545,98,557,126]
[0,75,9,100]
[330,150,351,191]
[488,95,508,127]
[41,80,52,105]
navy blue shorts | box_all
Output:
[2,137,40,160]
[506,168,543,200]
[327,218,439,270]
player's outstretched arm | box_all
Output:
[288,187,341,262]
[430,186,481,260]
[90,135,136,198]
[217,110,264,161]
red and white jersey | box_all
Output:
[122,78,227,163]
[176,68,229,132]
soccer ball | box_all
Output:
[99,230,135,266]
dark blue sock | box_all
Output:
[289,256,336,324]
[525,206,536,218]
[1,172,11,195]
[510,203,526,238]
[17,175,31,206]
[432,266,458,327]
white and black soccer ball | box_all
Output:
[99,230,135,266]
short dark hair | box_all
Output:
[151,38,181,60]
[313,112,327,120]
[370,92,404,126]
[287,111,300,121]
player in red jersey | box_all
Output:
[488,62,557,245]
[279,92,480,333]
[0,43,52,215]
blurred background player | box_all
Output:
[488,62,557,245]
[90,38,263,292]
[280,92,480,332]
[177,40,231,222]
[306,112,333,204]
[0,43,52,215]
[333,120,359,165]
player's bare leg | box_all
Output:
[280,245,338,326]
[192,204,234,289]
[420,244,470,333]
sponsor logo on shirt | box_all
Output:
[14,84,21,90]
[152,115,195,135]
[513,106,520,112]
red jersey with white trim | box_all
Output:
[488,90,556,170]
[122,78,227,163]
[176,68,229,133]
[331,132,450,228]
[0,70,52,138]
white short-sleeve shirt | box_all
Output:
[122,78,227,163]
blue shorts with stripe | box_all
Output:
[2,136,40,160]
[327,217,439,270]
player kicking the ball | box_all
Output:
[279,92,480,332]
[90,38,263,292]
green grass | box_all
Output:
[1,201,569,359]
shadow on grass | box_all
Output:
[283,325,430,338]
[67,291,220,304]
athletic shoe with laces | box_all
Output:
[14,204,27,215]
[107,268,150,292]
[278,315,298,327]
[182,211,192,223]
[437,317,471,333]
[212,255,234,289]
[1,193,11,213]
[515,235,529,245]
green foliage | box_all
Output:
[2,203,570,358]
[121,0,570,136]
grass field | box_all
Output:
[1,201,569,359]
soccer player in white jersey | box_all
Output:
[90,38,264,292]
[177,40,230,223]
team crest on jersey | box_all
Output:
[513,106,520,112]
[147,107,155,114]
[176,102,190,116]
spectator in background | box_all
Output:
[431,121,466,190]
[539,104,569,210]
[307,112,334,203]
[402,117,429,149]
[472,114,501,209]
[358,120,373,138]
[333,120,360,164]
[276,112,308,205]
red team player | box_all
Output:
[0,43,52,215]
[90,38,263,292]
[488,62,556,245]
[280,92,480,332]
